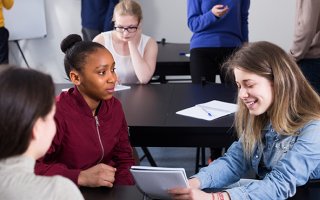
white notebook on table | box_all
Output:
[130,166,189,199]
[61,84,131,92]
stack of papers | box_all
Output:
[176,100,238,121]
[130,166,189,199]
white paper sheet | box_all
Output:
[130,166,189,199]
[61,84,131,92]
[176,100,238,121]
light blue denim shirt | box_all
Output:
[193,120,320,200]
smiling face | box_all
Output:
[234,67,274,116]
[113,14,140,42]
[76,48,117,108]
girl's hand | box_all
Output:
[168,187,212,200]
[128,27,142,47]
[78,163,116,187]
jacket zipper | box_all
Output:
[95,116,104,163]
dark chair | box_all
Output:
[195,147,207,172]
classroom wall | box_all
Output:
[8,0,82,83]
[8,0,295,83]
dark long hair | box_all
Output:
[0,67,55,159]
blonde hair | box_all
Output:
[223,41,320,159]
[112,0,143,23]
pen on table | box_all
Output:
[196,105,213,117]
[179,52,190,57]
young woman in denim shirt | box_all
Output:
[169,41,320,200]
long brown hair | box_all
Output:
[223,41,320,159]
[0,67,55,159]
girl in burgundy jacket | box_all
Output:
[35,34,135,187]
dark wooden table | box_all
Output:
[80,186,143,200]
[113,83,237,148]
[80,185,320,200]
[55,83,237,148]
[55,83,237,167]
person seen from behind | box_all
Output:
[0,66,84,200]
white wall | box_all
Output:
[9,0,82,83]
[8,0,296,83]
[139,0,192,43]
[249,0,295,50]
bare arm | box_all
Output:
[128,30,158,84]
[93,33,105,44]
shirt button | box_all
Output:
[255,155,259,158]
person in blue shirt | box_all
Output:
[187,0,250,162]
[169,41,320,200]
[187,0,250,84]
[81,0,119,41]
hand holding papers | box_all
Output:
[176,100,238,121]
[130,166,189,199]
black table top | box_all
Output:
[55,83,238,147]
[80,186,143,200]
[80,185,320,200]
[113,83,238,147]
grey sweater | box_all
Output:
[291,0,320,61]
[0,155,84,200]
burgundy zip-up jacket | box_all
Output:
[35,87,135,185]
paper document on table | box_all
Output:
[61,84,130,92]
[176,100,238,121]
[130,166,189,200]
[114,84,131,91]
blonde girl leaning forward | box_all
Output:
[169,41,320,200]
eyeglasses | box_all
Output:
[114,26,138,33]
